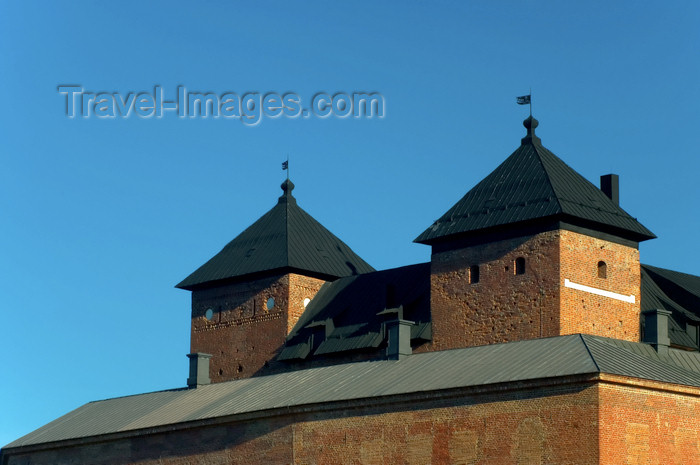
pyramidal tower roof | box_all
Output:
[415,116,656,244]
[177,179,375,290]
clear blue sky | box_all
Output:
[1,0,698,447]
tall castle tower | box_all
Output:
[415,116,656,350]
[176,179,374,382]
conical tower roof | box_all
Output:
[177,179,374,290]
[415,116,655,244]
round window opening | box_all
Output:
[205,308,214,320]
[266,297,275,310]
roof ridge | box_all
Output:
[579,334,602,374]
[531,142,564,215]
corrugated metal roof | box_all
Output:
[415,117,655,244]
[176,179,374,290]
[6,334,700,450]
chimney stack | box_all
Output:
[386,318,413,360]
[642,309,672,354]
[600,174,620,206]
[187,352,212,388]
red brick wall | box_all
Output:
[288,274,326,334]
[4,380,600,465]
[598,376,700,464]
[7,378,698,464]
[559,230,640,341]
[430,229,641,350]
[190,273,325,381]
[292,382,599,465]
[430,231,561,350]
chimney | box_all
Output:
[187,352,212,388]
[386,318,414,360]
[600,174,619,206]
[642,309,672,354]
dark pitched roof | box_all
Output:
[416,116,655,244]
[176,180,374,290]
[279,263,431,360]
[641,264,700,350]
[6,334,700,451]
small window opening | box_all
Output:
[598,261,607,279]
[469,265,480,284]
[515,257,526,275]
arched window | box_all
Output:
[515,257,526,275]
[598,261,607,279]
[469,265,480,284]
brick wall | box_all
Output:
[598,376,700,464]
[7,377,698,464]
[292,382,599,465]
[559,230,640,341]
[190,273,325,381]
[288,274,326,334]
[430,228,641,350]
[430,230,561,350]
[4,380,600,465]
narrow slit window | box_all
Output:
[469,265,480,284]
[598,261,607,279]
[515,257,526,275]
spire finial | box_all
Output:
[521,115,541,145]
[279,178,296,204]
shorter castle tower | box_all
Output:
[176,179,374,382]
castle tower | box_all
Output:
[176,179,374,382]
[415,116,656,350]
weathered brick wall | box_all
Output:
[598,377,700,464]
[559,230,640,342]
[288,274,326,334]
[430,228,642,350]
[4,380,600,465]
[430,231,561,350]
[292,382,599,465]
[191,273,325,381]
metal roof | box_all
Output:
[176,179,374,290]
[279,263,430,360]
[6,334,700,450]
[641,264,700,350]
[415,116,655,244]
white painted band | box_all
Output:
[564,279,636,304]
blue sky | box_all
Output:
[1,1,698,447]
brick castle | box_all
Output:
[3,116,699,464]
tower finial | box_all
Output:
[521,115,541,145]
[279,178,296,204]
